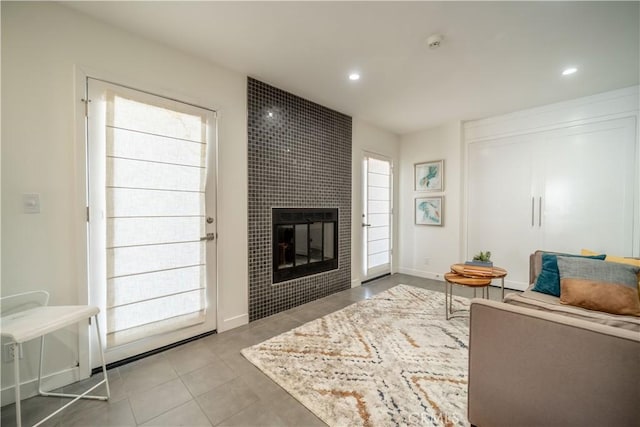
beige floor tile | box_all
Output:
[238,369,285,397]
[196,377,258,426]
[165,340,218,376]
[0,395,64,427]
[61,398,135,427]
[61,373,126,407]
[129,378,192,424]
[260,389,326,427]
[219,350,262,377]
[140,400,212,427]
[120,356,178,395]
[207,330,257,355]
[217,400,286,427]
[180,358,237,397]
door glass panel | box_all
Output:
[364,154,392,279]
[368,226,389,241]
[367,172,388,188]
[368,213,389,227]
[368,200,389,214]
[368,252,389,268]
[367,186,388,201]
[368,158,390,174]
[368,239,389,255]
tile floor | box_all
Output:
[0,274,518,427]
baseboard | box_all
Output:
[1,366,81,406]
[399,267,527,292]
[398,267,446,281]
[351,278,361,288]
[218,313,249,333]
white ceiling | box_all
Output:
[62,1,639,135]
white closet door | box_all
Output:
[468,115,638,291]
[467,135,541,289]
[540,117,636,254]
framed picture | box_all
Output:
[414,160,444,192]
[415,196,443,226]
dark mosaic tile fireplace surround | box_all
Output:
[248,78,352,321]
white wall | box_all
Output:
[1,1,248,398]
[398,121,463,280]
[351,119,400,287]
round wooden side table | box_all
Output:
[450,264,508,300]
[444,272,491,320]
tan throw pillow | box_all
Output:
[557,256,640,317]
[581,248,640,296]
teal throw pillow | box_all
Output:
[532,252,606,297]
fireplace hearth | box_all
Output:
[272,208,338,283]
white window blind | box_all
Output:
[105,92,209,348]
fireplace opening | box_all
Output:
[273,208,338,283]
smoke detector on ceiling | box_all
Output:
[426,34,444,49]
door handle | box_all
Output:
[531,197,535,227]
[362,223,371,227]
[200,232,216,241]
[538,197,542,227]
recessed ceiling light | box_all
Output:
[348,73,360,81]
[562,67,578,76]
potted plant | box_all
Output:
[466,251,493,267]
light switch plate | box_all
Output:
[23,193,41,214]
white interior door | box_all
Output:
[467,135,540,289]
[467,116,637,290]
[540,117,636,254]
[86,78,217,365]
[363,153,392,280]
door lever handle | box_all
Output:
[362,223,371,227]
[200,232,216,241]
[538,196,542,227]
[531,197,535,227]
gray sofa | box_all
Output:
[467,251,640,426]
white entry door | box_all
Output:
[86,78,217,365]
[362,153,392,280]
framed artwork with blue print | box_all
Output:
[414,159,444,192]
[415,196,443,226]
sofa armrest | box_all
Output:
[468,299,640,427]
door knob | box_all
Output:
[200,232,216,241]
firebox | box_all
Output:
[272,208,338,283]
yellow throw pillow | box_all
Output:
[605,255,640,268]
[580,248,600,257]
[583,250,640,297]
[581,249,640,267]
[605,255,640,299]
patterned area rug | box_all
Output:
[241,285,470,427]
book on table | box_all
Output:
[462,264,493,276]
